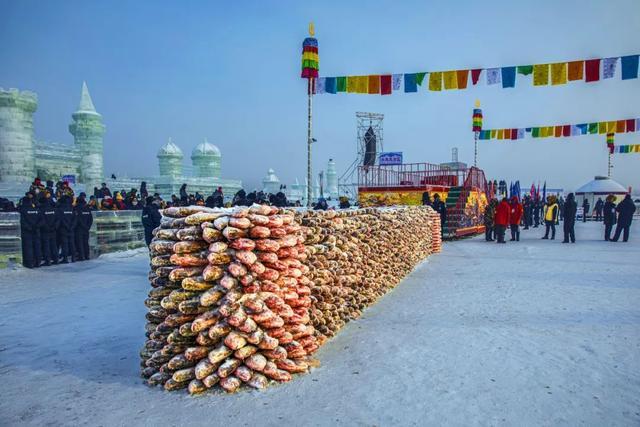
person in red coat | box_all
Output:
[509,196,524,241]
[494,197,511,243]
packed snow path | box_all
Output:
[1,222,638,426]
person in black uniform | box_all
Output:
[142,196,162,246]
[39,191,58,265]
[19,192,42,268]
[75,193,93,261]
[611,194,637,242]
[56,195,76,263]
[562,193,577,243]
[603,195,617,241]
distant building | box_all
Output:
[0,83,242,200]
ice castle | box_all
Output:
[0,83,242,200]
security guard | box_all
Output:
[56,195,76,263]
[19,192,42,268]
[39,191,59,265]
[74,192,93,261]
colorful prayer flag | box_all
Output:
[346,76,356,93]
[616,120,626,133]
[626,119,636,132]
[429,72,443,91]
[456,70,469,89]
[588,123,598,134]
[602,57,618,79]
[607,121,617,133]
[325,77,337,94]
[368,75,380,94]
[585,59,601,82]
[562,125,571,137]
[486,68,501,85]
[443,71,458,89]
[532,127,540,137]
[533,64,549,86]
[567,61,584,81]
[501,67,516,88]
[404,73,417,93]
[315,77,326,94]
[392,74,403,91]
[415,72,427,86]
[551,63,568,85]
[621,55,639,80]
[517,65,533,75]
[380,75,392,95]
[471,69,482,85]
[554,126,562,138]
[336,77,347,92]
[355,76,368,93]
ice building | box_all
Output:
[0,84,242,201]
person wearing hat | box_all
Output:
[19,192,43,268]
[39,190,59,265]
[74,192,93,261]
[494,197,510,244]
[142,196,161,246]
[56,195,76,263]
[339,196,351,209]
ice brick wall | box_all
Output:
[0,89,38,182]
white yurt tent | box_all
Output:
[575,176,628,210]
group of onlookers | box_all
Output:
[483,192,636,244]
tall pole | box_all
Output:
[608,152,612,177]
[474,131,478,168]
[307,78,313,207]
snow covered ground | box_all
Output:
[0,222,638,426]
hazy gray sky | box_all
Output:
[1,0,638,192]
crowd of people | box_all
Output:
[483,193,636,244]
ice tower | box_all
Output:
[326,158,338,199]
[68,82,105,188]
[191,139,221,178]
[0,88,38,182]
[157,138,184,177]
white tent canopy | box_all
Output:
[575,176,628,195]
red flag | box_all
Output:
[471,69,482,85]
[626,119,636,132]
[562,125,571,137]
[380,75,392,95]
[511,129,518,140]
[585,59,601,82]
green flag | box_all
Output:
[517,65,533,76]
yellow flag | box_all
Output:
[607,121,617,132]
[443,71,458,90]
[347,76,356,93]
[533,64,549,86]
[551,63,567,85]
[546,126,555,137]
[355,76,368,93]
[491,129,497,138]
[497,129,504,139]
[429,72,442,91]
[598,122,607,134]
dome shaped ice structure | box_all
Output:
[157,138,184,176]
[191,138,221,178]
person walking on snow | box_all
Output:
[562,193,577,243]
[603,195,617,241]
[494,197,510,244]
[542,195,559,240]
[509,196,523,241]
[611,194,636,242]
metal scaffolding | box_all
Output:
[338,112,384,199]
